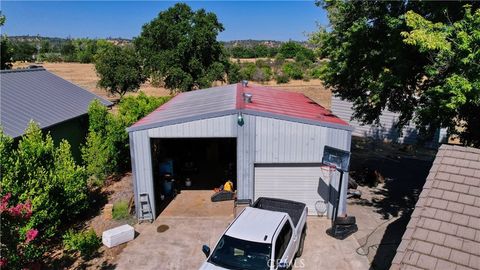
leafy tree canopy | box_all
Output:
[134,3,227,92]
[95,44,146,97]
[402,6,480,146]
[312,1,480,146]
[0,13,13,70]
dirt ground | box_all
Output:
[47,173,136,270]
[14,62,332,108]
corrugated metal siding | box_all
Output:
[255,116,334,162]
[254,166,332,216]
[0,68,112,138]
[331,96,420,144]
[129,112,353,218]
[252,116,352,216]
[147,115,236,138]
[130,130,156,217]
[236,114,256,200]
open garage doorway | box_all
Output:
[150,138,237,215]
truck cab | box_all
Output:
[200,198,307,270]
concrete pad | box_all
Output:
[115,191,370,270]
[161,190,234,218]
[294,217,370,270]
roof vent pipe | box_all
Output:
[241,80,248,87]
[243,93,253,103]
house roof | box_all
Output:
[391,144,480,270]
[1,68,112,138]
[128,83,351,132]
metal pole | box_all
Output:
[332,169,344,235]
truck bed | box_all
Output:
[252,197,306,227]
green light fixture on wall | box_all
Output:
[237,112,244,126]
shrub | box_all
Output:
[82,94,171,183]
[239,62,256,80]
[0,193,42,269]
[63,229,101,259]
[309,65,323,79]
[275,73,290,84]
[112,200,130,220]
[227,62,241,83]
[252,68,267,83]
[1,123,89,239]
[282,62,303,80]
[255,59,271,68]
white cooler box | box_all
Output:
[102,224,135,248]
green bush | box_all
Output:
[309,65,323,79]
[0,193,42,269]
[282,62,303,80]
[112,200,130,220]
[275,73,290,84]
[63,229,101,259]
[227,62,241,83]
[255,59,271,68]
[82,94,171,183]
[239,62,256,80]
[1,123,89,239]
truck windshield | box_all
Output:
[208,235,271,270]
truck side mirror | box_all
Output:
[202,245,210,258]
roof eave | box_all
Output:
[127,108,353,133]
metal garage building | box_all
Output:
[128,83,353,220]
[331,95,447,146]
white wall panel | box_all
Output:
[147,115,236,138]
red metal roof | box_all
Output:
[128,83,349,132]
[237,83,349,126]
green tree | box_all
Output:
[95,44,146,97]
[402,6,480,146]
[1,38,13,70]
[39,40,51,54]
[135,3,227,92]
[0,14,13,70]
[61,39,76,61]
[312,1,480,145]
[11,41,36,62]
[279,41,303,58]
[227,62,241,83]
[282,62,303,80]
[74,38,97,63]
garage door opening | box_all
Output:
[150,138,237,214]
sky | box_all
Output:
[0,1,328,41]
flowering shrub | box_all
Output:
[0,193,42,269]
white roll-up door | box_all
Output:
[254,165,332,216]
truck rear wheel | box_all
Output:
[296,226,307,258]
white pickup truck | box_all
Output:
[200,197,307,270]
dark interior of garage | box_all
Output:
[150,138,237,213]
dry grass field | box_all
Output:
[15,62,332,108]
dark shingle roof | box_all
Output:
[391,144,480,270]
[1,68,112,138]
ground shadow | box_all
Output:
[349,137,436,269]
